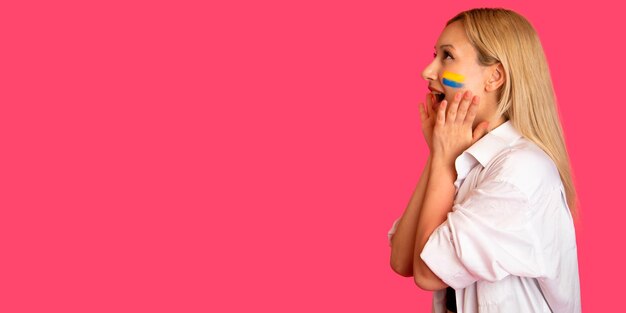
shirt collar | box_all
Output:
[453,120,523,189]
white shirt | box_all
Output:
[388,120,581,313]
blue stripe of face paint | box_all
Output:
[443,78,464,88]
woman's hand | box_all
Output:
[431,90,490,166]
[418,93,437,152]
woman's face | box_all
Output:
[421,21,498,127]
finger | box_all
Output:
[447,91,462,123]
[426,95,436,118]
[457,94,476,123]
[464,99,479,126]
[427,93,435,106]
[456,91,472,123]
[437,100,447,126]
[419,102,425,121]
[426,93,435,119]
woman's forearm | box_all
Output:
[413,159,456,290]
[390,155,432,277]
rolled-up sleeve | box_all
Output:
[387,217,401,247]
[420,179,547,290]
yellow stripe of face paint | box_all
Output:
[442,71,465,83]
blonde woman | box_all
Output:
[388,8,581,313]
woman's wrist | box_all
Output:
[430,155,456,175]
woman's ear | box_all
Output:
[485,63,505,92]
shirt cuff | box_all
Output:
[419,220,476,290]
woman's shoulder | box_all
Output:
[483,137,562,197]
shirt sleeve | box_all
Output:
[387,217,401,247]
[419,178,547,290]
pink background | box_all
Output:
[0,0,622,311]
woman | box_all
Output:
[388,8,581,313]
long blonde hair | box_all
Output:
[447,8,579,220]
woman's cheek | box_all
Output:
[442,71,466,89]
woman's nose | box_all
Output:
[421,60,438,82]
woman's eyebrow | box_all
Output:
[435,44,455,50]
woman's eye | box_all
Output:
[433,51,454,60]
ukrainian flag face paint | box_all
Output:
[442,71,465,88]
